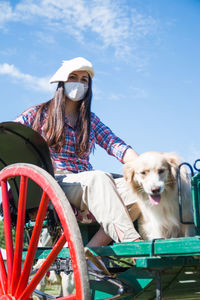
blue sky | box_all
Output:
[0,0,200,174]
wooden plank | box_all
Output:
[90,237,200,258]
[136,256,200,268]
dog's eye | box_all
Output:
[158,169,165,174]
[140,171,146,175]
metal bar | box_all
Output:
[155,271,162,300]
[191,174,200,234]
[1,179,13,290]
[11,175,28,294]
[15,190,49,298]
[194,159,200,172]
[177,162,194,224]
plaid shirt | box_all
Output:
[15,105,131,172]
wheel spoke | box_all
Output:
[0,250,7,295]
[1,180,13,290]
[11,175,28,294]
[19,234,66,300]
[15,190,49,298]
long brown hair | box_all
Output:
[33,77,92,156]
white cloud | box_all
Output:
[0,2,14,27]
[0,63,54,93]
[0,0,157,58]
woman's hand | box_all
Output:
[123,148,138,164]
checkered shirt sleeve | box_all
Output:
[91,113,131,163]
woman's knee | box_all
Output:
[87,170,113,185]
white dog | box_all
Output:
[124,151,195,240]
[34,229,75,297]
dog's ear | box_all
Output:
[164,152,181,178]
[123,162,135,183]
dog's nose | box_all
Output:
[151,187,161,194]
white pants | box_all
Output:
[55,170,140,243]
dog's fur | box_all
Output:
[124,151,195,240]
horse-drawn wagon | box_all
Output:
[0,121,200,300]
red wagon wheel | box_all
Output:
[0,163,91,300]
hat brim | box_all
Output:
[49,57,94,83]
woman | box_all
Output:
[15,57,141,251]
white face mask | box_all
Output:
[64,82,88,101]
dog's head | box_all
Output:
[124,151,180,206]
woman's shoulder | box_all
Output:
[90,111,96,118]
[90,111,100,122]
[90,112,101,128]
[15,103,43,123]
[20,104,41,116]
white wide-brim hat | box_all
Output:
[49,57,94,83]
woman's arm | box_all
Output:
[92,113,136,163]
